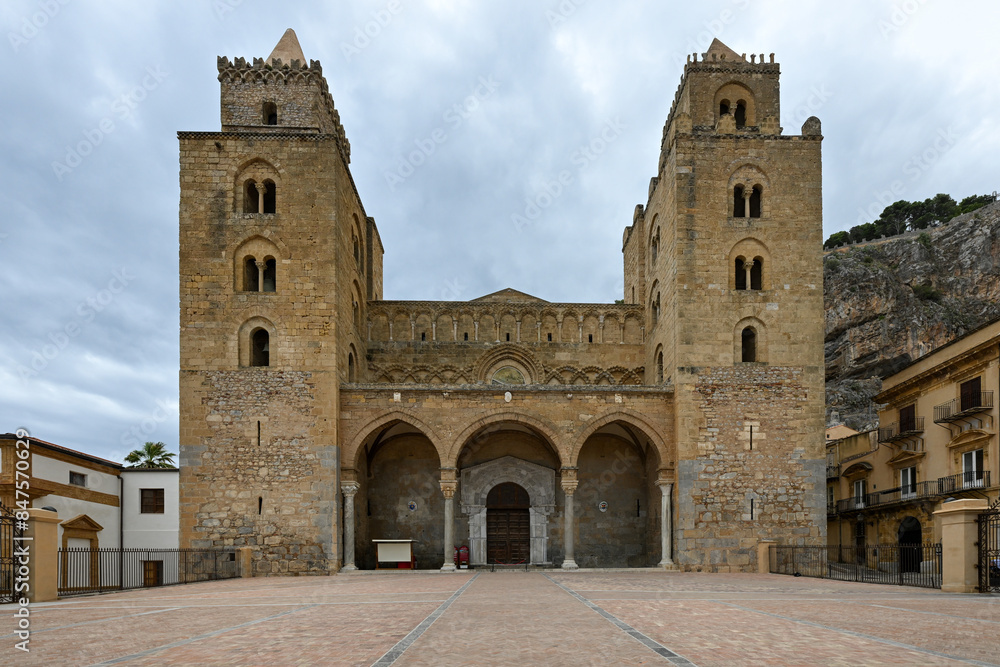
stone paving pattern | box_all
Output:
[3,572,999,666]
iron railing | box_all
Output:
[770,544,941,589]
[939,470,991,494]
[934,391,994,423]
[877,418,925,443]
[57,548,240,597]
[0,502,22,604]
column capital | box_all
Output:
[341,481,360,497]
[440,481,458,498]
[560,480,578,494]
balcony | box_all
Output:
[826,463,840,479]
[832,472,993,514]
[877,417,925,444]
[934,391,994,423]
[938,470,991,494]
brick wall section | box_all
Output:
[676,365,825,571]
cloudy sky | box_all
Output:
[1,0,997,462]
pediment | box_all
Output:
[947,429,994,449]
[842,461,873,477]
[472,288,548,303]
[61,514,104,532]
[888,449,925,467]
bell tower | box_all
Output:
[178,29,381,574]
[626,39,826,569]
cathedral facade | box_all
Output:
[179,31,826,574]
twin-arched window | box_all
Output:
[241,255,276,292]
[734,256,763,291]
[243,179,276,214]
[733,185,762,218]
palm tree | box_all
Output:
[123,441,176,468]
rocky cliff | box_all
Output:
[824,200,1000,430]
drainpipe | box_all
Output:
[119,473,124,589]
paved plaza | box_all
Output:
[3,571,999,666]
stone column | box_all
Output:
[934,498,987,593]
[254,260,266,292]
[441,481,458,572]
[341,482,359,571]
[561,476,579,569]
[657,481,675,568]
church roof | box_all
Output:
[472,288,548,303]
[705,38,744,62]
[267,28,306,65]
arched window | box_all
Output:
[750,185,762,218]
[735,257,747,290]
[262,258,276,292]
[651,228,659,264]
[656,347,664,384]
[733,185,746,218]
[655,292,661,324]
[735,101,747,129]
[631,286,635,304]
[244,180,259,214]
[719,100,730,117]
[348,352,355,382]
[353,301,360,329]
[741,327,757,363]
[750,257,763,291]
[353,235,360,265]
[251,329,270,367]
[262,101,278,125]
[243,256,259,291]
[262,180,276,214]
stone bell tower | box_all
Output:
[178,29,381,574]
[625,39,826,570]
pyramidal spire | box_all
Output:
[705,38,744,62]
[267,28,306,65]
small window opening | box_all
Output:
[735,101,747,129]
[353,236,360,265]
[244,180,259,214]
[262,180,276,214]
[631,287,635,303]
[656,351,664,383]
[421,332,426,341]
[750,258,763,290]
[262,258,276,292]
[651,232,659,263]
[257,420,261,447]
[750,186,762,218]
[750,498,754,520]
[262,101,278,125]
[506,333,510,342]
[733,185,746,218]
[719,100,730,117]
[636,499,640,517]
[735,257,747,290]
[244,256,259,291]
[251,328,270,367]
[258,497,263,515]
[464,332,469,341]
[741,327,757,363]
[547,333,552,342]
[588,334,593,343]
[348,353,355,382]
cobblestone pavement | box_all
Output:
[3,572,999,666]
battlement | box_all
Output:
[216,31,351,164]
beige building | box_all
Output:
[179,31,826,574]
[827,318,1000,550]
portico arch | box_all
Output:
[445,410,565,468]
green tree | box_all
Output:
[958,193,995,215]
[823,231,851,249]
[124,441,176,468]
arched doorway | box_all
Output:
[898,516,922,573]
[486,482,530,564]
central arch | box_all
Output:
[460,456,556,566]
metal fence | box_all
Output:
[770,544,942,589]
[57,548,240,597]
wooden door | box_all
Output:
[486,483,531,564]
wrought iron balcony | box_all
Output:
[938,470,991,494]
[877,417,925,444]
[934,391,994,423]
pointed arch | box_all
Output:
[571,408,668,468]
[343,410,445,472]
[445,410,564,468]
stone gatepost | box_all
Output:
[26,508,60,603]
[237,546,253,578]
[934,498,988,593]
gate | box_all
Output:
[979,497,1000,593]
[0,502,24,604]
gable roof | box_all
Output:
[472,288,548,304]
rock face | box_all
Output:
[824,200,1000,430]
